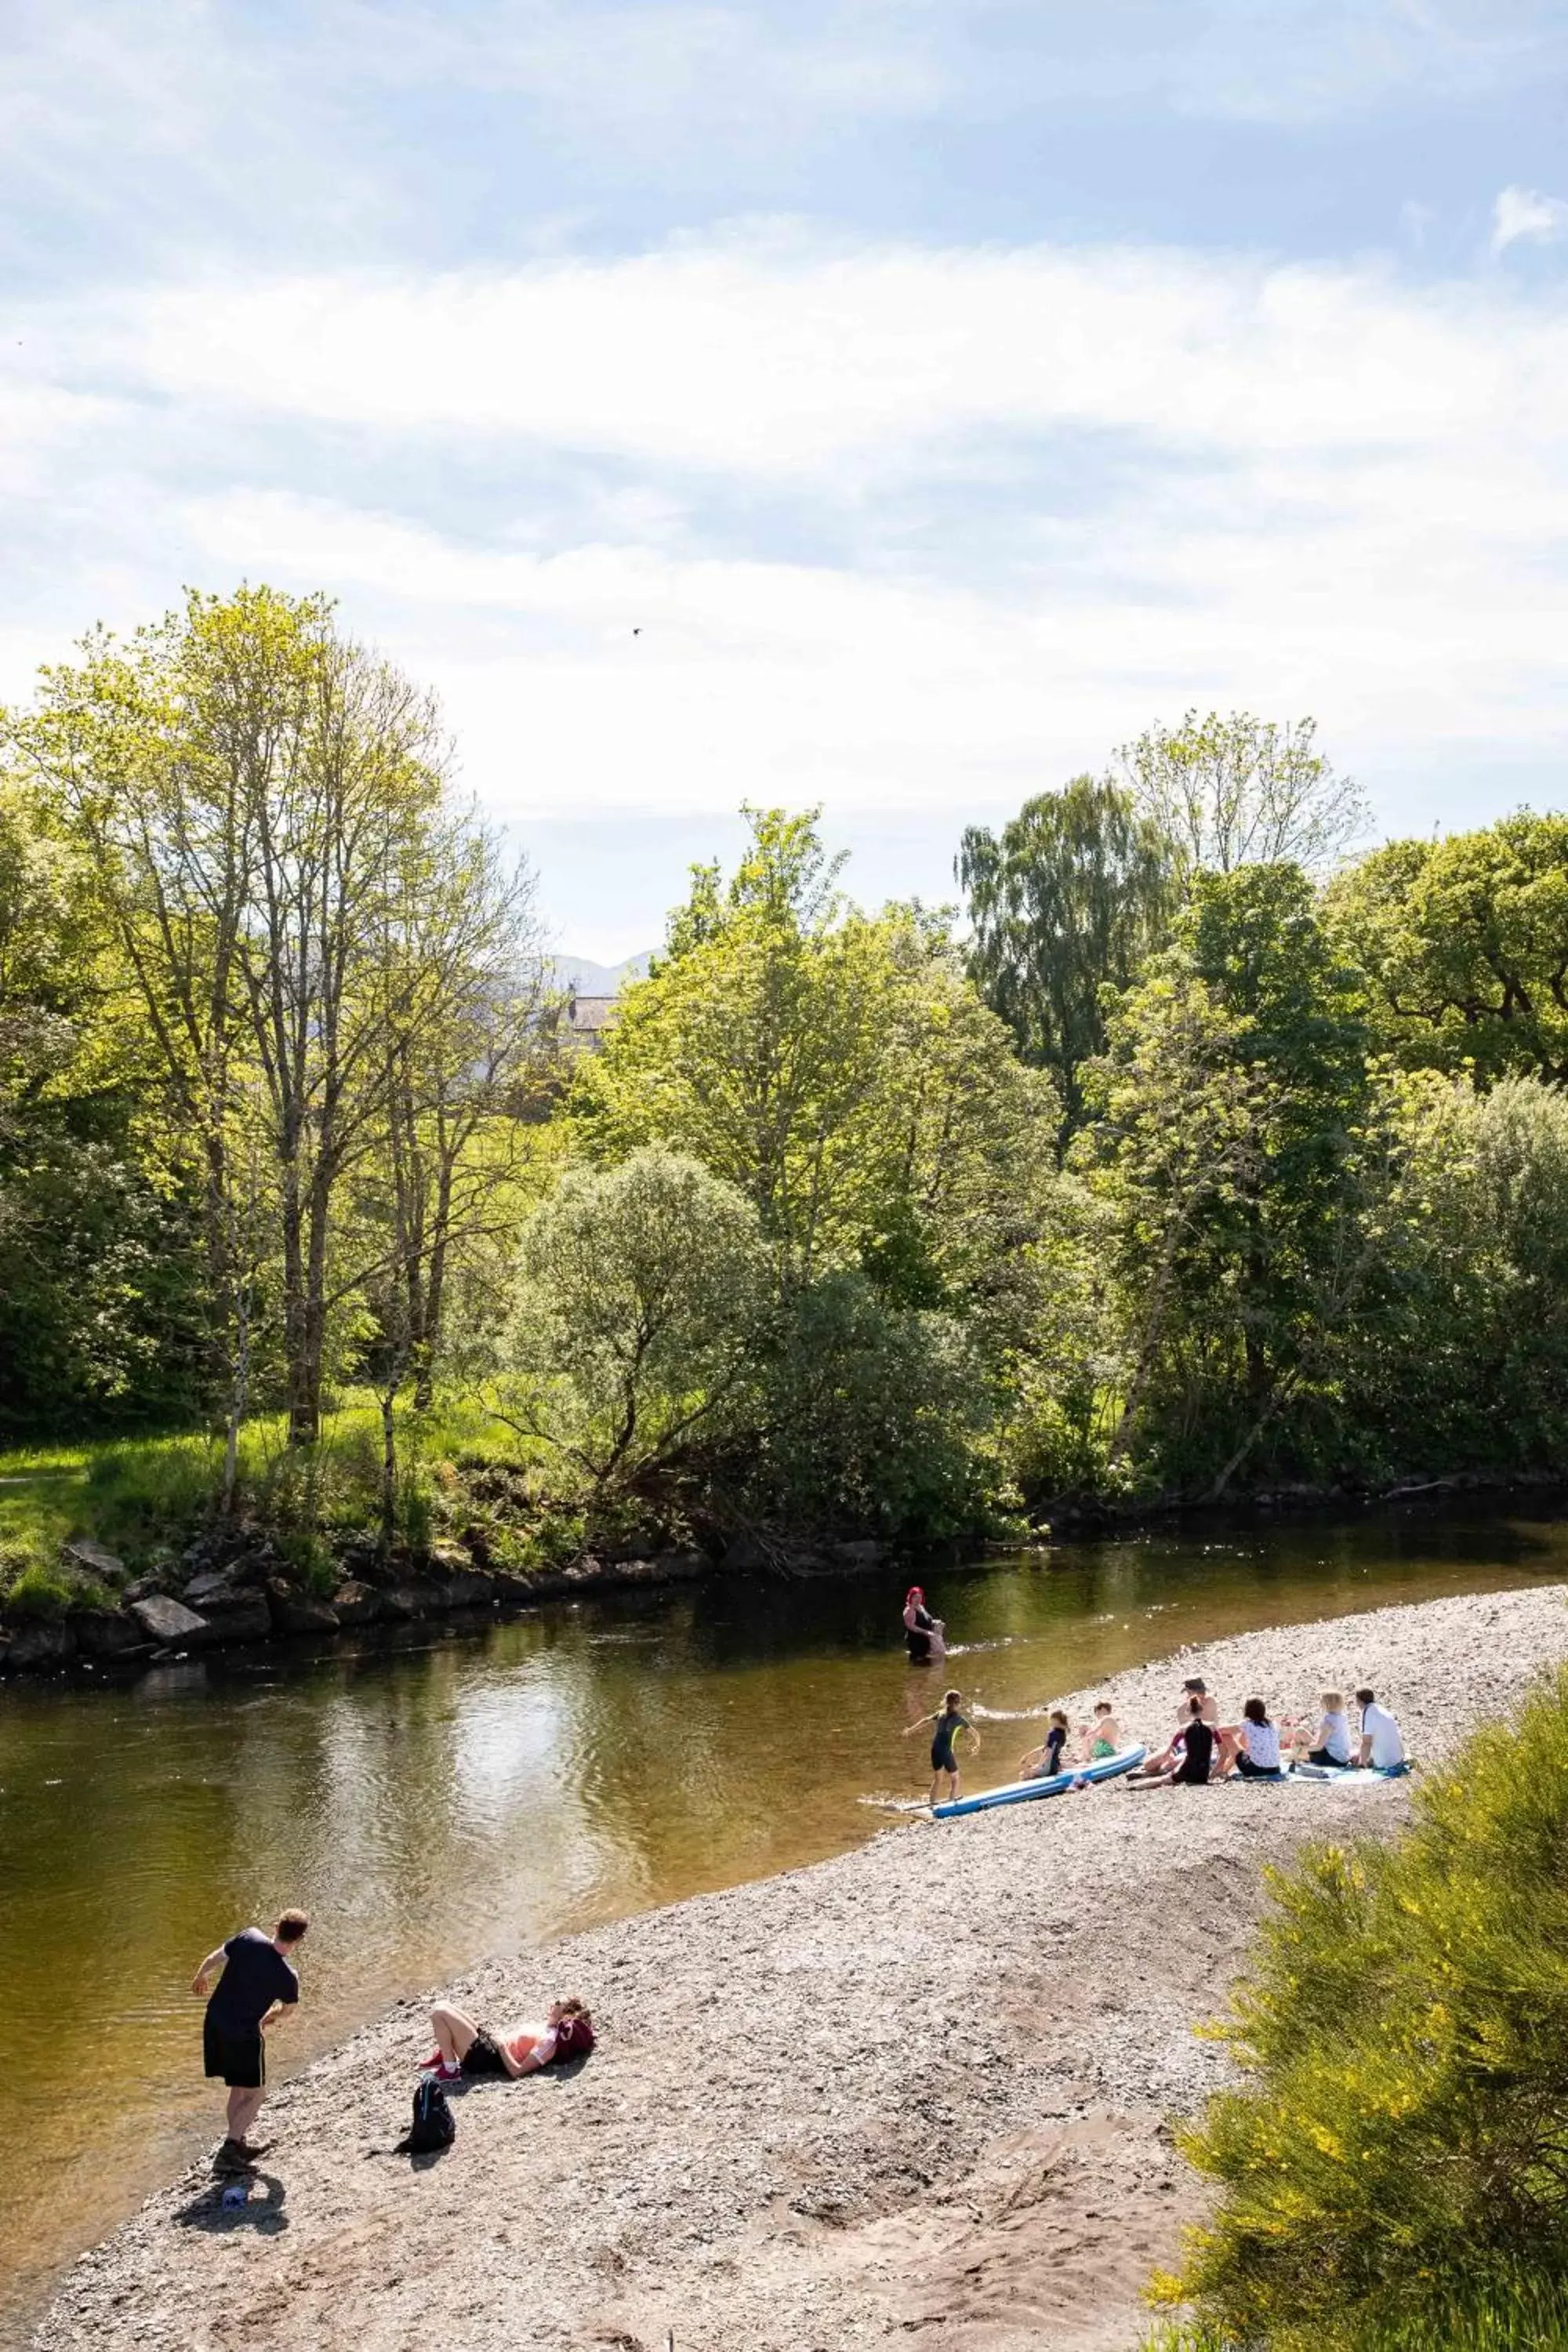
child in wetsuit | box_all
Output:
[1018,1710,1070,1780]
[906,1688,978,1805]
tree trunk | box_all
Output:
[379,1386,397,1554]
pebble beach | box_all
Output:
[34,1582,1568,2352]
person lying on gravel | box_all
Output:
[1215,1698,1284,1780]
[423,1998,595,2083]
[1134,1679,1219,1777]
[1018,1709,1070,1779]
[192,1908,309,2171]
[1129,1697,1215,1791]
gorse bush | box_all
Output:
[1149,2268,1568,2349]
[1154,1664,1568,2348]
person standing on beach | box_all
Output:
[191,1910,309,2169]
[906,1690,977,1803]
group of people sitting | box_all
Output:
[1014,1700,1125,1782]
[1127,1679,1407,1788]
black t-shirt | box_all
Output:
[1176,1720,1215,1781]
[205,1929,299,2033]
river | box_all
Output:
[2,1500,1565,2339]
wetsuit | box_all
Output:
[1174,1719,1215,1784]
[931,1711,968,1773]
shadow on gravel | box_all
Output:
[172,2172,289,2236]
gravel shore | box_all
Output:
[36,1583,1568,2352]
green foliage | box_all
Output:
[1327,813,1568,1086]
[960,775,1180,1131]
[1077,864,1376,1494]
[573,808,1058,1317]
[1157,1666,1568,2350]
[499,1148,769,1507]
[750,1272,997,1539]
[1117,710,1369,877]
[1,1559,78,1621]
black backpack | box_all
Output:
[401,2074,456,2155]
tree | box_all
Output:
[1117,710,1368,876]
[1325,812,1568,1084]
[10,586,510,1450]
[958,775,1179,1133]
[1080,864,1376,1493]
[0,775,203,1429]
[497,1148,768,1512]
[575,808,1058,1316]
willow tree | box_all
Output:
[958,775,1179,1134]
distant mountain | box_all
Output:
[548,951,654,997]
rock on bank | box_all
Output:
[36,1585,1568,2352]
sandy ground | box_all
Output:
[34,1584,1568,2352]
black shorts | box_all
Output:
[1236,1755,1283,1779]
[1308,1748,1350,1769]
[460,2029,507,2078]
[204,2018,265,2089]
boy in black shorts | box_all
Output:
[192,1909,309,2169]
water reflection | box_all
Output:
[1,1500,1564,2340]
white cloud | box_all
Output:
[5,227,1568,836]
[1492,183,1568,252]
[72,232,1558,480]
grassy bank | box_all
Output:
[0,1393,567,1616]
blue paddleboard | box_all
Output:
[931,1743,1147,1819]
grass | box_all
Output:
[0,1387,548,1598]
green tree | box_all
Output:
[10,586,530,1452]
[0,775,202,1428]
[575,807,1057,1315]
[958,775,1179,1133]
[1326,811,1568,1084]
[1118,710,1368,876]
[1081,865,1375,1492]
[497,1148,768,1513]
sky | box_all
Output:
[5,2,1568,961]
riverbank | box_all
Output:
[34,1582,1568,2352]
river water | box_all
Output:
[2,1501,1566,2338]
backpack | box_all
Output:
[401,2074,456,2155]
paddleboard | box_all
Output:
[931,1744,1146,1819]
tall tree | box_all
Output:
[1117,711,1368,876]
[10,586,520,1449]
[958,775,1179,1132]
[575,807,1057,1306]
[1081,863,1375,1492]
[1325,812,1568,1084]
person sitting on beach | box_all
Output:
[1131,1697,1215,1791]
[1138,1679,1219,1776]
[1081,1700,1122,1761]
[906,1688,977,1803]
[1356,1687,1407,1771]
[1018,1709,1070,1780]
[902,1586,947,1665]
[1303,1691,1353,1769]
[1217,1698,1283,1780]
[425,1998,595,2083]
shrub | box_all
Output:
[1155,1664,1568,2347]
